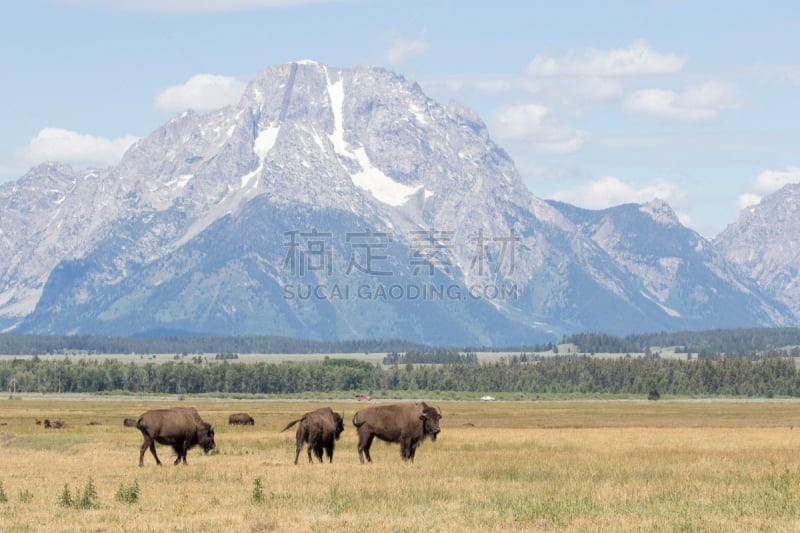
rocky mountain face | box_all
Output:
[0,62,791,345]
[715,183,800,322]
[548,200,788,330]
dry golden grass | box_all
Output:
[1,397,800,532]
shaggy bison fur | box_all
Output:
[281,407,345,464]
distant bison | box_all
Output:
[228,413,255,425]
[125,407,215,467]
[352,402,441,463]
[281,407,345,464]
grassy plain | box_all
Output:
[1,396,800,532]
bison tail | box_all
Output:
[280,419,301,432]
[352,412,364,428]
[123,418,138,428]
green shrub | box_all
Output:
[251,478,264,504]
[58,484,73,507]
[115,480,140,504]
[59,479,99,510]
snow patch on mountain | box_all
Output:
[254,125,280,159]
[325,69,347,155]
[175,124,278,250]
[641,291,682,317]
[324,66,422,206]
[349,146,423,206]
[241,124,279,189]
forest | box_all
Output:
[0,333,425,356]
[2,327,800,398]
[1,354,799,398]
[566,328,800,357]
[4,327,800,357]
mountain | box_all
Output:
[548,199,787,330]
[715,183,800,322]
[0,61,791,344]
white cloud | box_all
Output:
[550,176,685,210]
[738,193,763,210]
[739,167,800,209]
[492,104,590,154]
[421,75,540,97]
[154,74,247,114]
[622,81,743,123]
[385,35,429,66]
[55,0,339,13]
[420,73,624,110]
[527,39,686,77]
[22,128,138,168]
[752,167,800,193]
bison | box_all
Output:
[228,413,255,425]
[281,407,345,464]
[125,407,215,467]
[352,402,441,463]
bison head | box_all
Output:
[333,412,345,440]
[198,423,216,453]
[420,405,442,442]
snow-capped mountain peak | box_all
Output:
[0,62,790,342]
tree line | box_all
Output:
[383,351,479,365]
[2,355,799,397]
[564,328,800,358]
[5,327,800,357]
[0,333,425,356]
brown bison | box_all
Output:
[228,413,255,425]
[125,407,215,467]
[281,407,345,464]
[352,402,441,463]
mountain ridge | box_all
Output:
[0,61,793,344]
[715,182,800,322]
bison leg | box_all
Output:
[400,437,422,463]
[325,441,335,463]
[357,433,375,464]
[408,440,421,463]
[293,445,302,465]
[399,437,412,462]
[173,443,186,465]
[141,436,161,467]
[178,438,192,465]
[310,438,324,463]
[294,431,307,465]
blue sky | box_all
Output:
[2,0,799,237]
